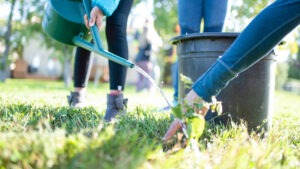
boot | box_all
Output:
[104,93,128,122]
[67,91,86,108]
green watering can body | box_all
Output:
[42,0,91,45]
[42,0,135,68]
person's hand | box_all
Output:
[184,89,210,116]
[84,6,103,30]
[162,89,210,142]
[162,118,184,142]
[163,90,222,143]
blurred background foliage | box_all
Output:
[0,0,299,90]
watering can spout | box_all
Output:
[73,36,135,68]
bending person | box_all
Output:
[67,0,133,122]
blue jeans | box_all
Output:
[192,0,300,102]
[178,0,228,34]
[173,0,228,101]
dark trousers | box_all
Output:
[74,0,133,91]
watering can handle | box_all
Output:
[82,0,102,50]
[75,0,135,68]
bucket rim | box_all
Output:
[170,32,240,44]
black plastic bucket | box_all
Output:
[171,32,276,131]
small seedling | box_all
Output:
[163,74,222,151]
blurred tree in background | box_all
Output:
[0,0,74,86]
[1,0,299,88]
[0,0,16,81]
[227,0,272,31]
[288,39,300,80]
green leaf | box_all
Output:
[180,74,193,90]
[171,104,183,119]
[186,115,205,140]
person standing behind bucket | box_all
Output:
[67,0,133,122]
[171,0,229,107]
[135,18,163,93]
[163,0,300,141]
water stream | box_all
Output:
[134,65,200,153]
[134,65,173,109]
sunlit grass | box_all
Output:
[0,79,299,169]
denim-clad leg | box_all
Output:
[174,0,228,102]
[192,0,300,102]
[178,0,202,34]
[203,0,228,32]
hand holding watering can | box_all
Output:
[84,6,103,30]
[42,0,135,68]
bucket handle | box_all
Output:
[72,0,135,68]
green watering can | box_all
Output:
[42,0,135,68]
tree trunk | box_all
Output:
[0,0,16,82]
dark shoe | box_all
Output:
[67,91,86,108]
[104,93,128,122]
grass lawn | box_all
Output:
[0,79,299,169]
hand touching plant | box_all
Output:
[163,75,222,148]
